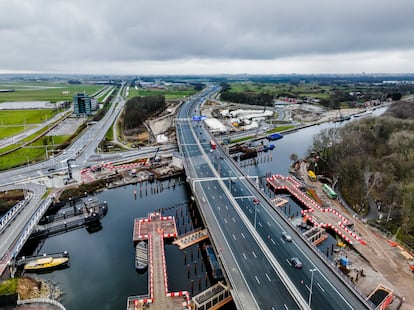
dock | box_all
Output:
[267,174,366,247]
[270,196,289,208]
[30,200,107,239]
[128,212,191,310]
[172,228,209,250]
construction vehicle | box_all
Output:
[149,147,161,163]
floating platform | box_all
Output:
[133,212,177,242]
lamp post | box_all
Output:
[308,268,317,307]
[253,198,260,229]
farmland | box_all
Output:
[127,86,196,100]
[0,82,104,103]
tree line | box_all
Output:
[310,101,414,246]
[220,91,273,107]
[123,95,165,130]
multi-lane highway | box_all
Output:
[176,87,371,309]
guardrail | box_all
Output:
[11,197,53,259]
[17,297,66,310]
[0,191,33,233]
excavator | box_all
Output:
[149,147,161,163]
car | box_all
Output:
[282,231,292,242]
[290,257,303,269]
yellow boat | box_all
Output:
[24,256,69,271]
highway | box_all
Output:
[176,86,371,309]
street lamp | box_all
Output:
[253,198,260,229]
[308,268,318,307]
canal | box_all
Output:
[20,110,385,310]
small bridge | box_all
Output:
[192,282,232,310]
[173,228,209,250]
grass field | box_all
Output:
[0,109,58,139]
[0,82,104,103]
[128,87,196,100]
[0,126,26,139]
[0,109,57,125]
[0,135,70,170]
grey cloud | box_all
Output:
[1,0,414,73]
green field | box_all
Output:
[0,125,26,139]
[0,109,57,125]
[0,135,70,170]
[0,82,104,103]
[128,87,196,100]
[0,109,58,139]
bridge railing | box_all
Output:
[0,191,33,233]
[11,197,53,259]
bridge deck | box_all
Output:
[172,228,208,250]
[267,174,366,248]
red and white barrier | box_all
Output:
[267,174,367,245]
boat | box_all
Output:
[24,255,69,271]
[205,245,223,280]
[135,241,148,271]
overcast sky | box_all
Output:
[1,0,413,75]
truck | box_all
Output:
[267,133,283,141]
[210,140,217,150]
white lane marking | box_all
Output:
[212,195,215,200]
[317,282,325,292]
[255,275,261,285]
[252,251,257,258]
[280,238,286,244]
[271,239,276,245]
[224,218,227,224]
[294,247,353,308]
[232,217,236,223]
[248,209,252,214]
[286,259,292,266]
[207,186,210,190]
[242,253,247,260]
[225,205,228,210]
[267,221,271,227]
[241,233,245,239]
[258,222,263,228]
[232,234,236,240]
[283,304,289,310]
[266,273,272,282]
[219,195,222,199]
[217,206,221,211]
